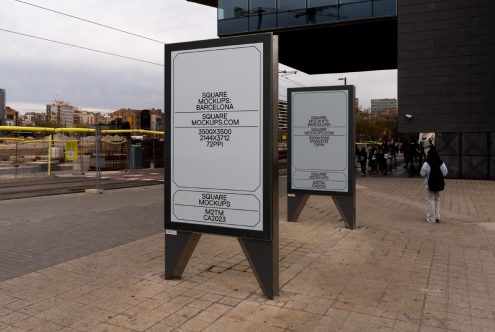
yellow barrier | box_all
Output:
[1,126,163,177]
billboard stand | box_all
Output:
[165,231,201,279]
[165,34,279,299]
[287,193,309,222]
[287,86,355,229]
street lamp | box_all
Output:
[338,77,347,85]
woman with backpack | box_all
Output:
[420,146,448,224]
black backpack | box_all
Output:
[428,162,445,192]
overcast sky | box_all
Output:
[0,0,397,114]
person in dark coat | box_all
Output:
[358,147,367,176]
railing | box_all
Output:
[0,126,164,179]
[218,0,396,35]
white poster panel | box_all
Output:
[291,90,349,193]
[170,43,263,231]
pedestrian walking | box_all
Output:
[358,146,367,176]
[420,146,448,224]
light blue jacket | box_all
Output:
[420,162,448,186]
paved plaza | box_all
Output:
[1,176,495,331]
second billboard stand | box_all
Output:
[287,86,356,229]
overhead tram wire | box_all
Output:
[0,28,164,67]
[280,76,305,87]
[12,0,165,44]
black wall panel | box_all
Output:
[436,132,460,178]
[462,156,488,180]
[398,0,495,133]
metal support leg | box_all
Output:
[287,193,309,222]
[165,231,201,279]
[332,196,356,229]
[238,237,279,299]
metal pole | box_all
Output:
[95,126,101,191]
[80,134,84,175]
[152,138,155,168]
[15,141,18,178]
[48,134,52,176]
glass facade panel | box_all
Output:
[249,0,276,31]
[277,0,307,27]
[278,0,306,11]
[218,0,248,19]
[218,17,249,34]
[372,0,397,17]
[217,0,397,35]
[307,0,338,24]
[339,1,372,21]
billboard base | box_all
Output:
[165,231,279,299]
[287,194,356,229]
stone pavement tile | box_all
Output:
[89,322,135,332]
[470,308,493,319]
[393,320,421,332]
[183,288,208,300]
[341,312,394,332]
[177,316,212,332]
[421,316,447,329]
[59,328,78,332]
[472,317,495,329]
[34,300,93,327]
[203,303,231,316]
[0,311,29,326]
[0,306,14,318]
[166,295,194,308]
[423,301,446,319]
[193,308,224,323]
[0,294,17,306]
[0,326,24,332]
[174,306,202,319]
[3,299,34,312]
[68,307,114,331]
[133,298,164,311]
[224,300,261,320]
[151,286,189,302]
[186,299,213,311]
[419,325,445,332]
[90,295,135,314]
[146,322,176,332]
[447,321,472,332]
[301,297,333,315]
[12,315,64,331]
[199,293,223,303]
[216,296,241,307]
[203,316,285,332]
[160,313,189,327]
[106,302,177,331]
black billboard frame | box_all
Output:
[164,33,279,298]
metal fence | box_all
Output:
[0,132,164,179]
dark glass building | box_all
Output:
[188,0,495,179]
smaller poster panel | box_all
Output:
[64,141,78,161]
[288,86,354,195]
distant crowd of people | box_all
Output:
[355,142,399,176]
[355,138,433,177]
